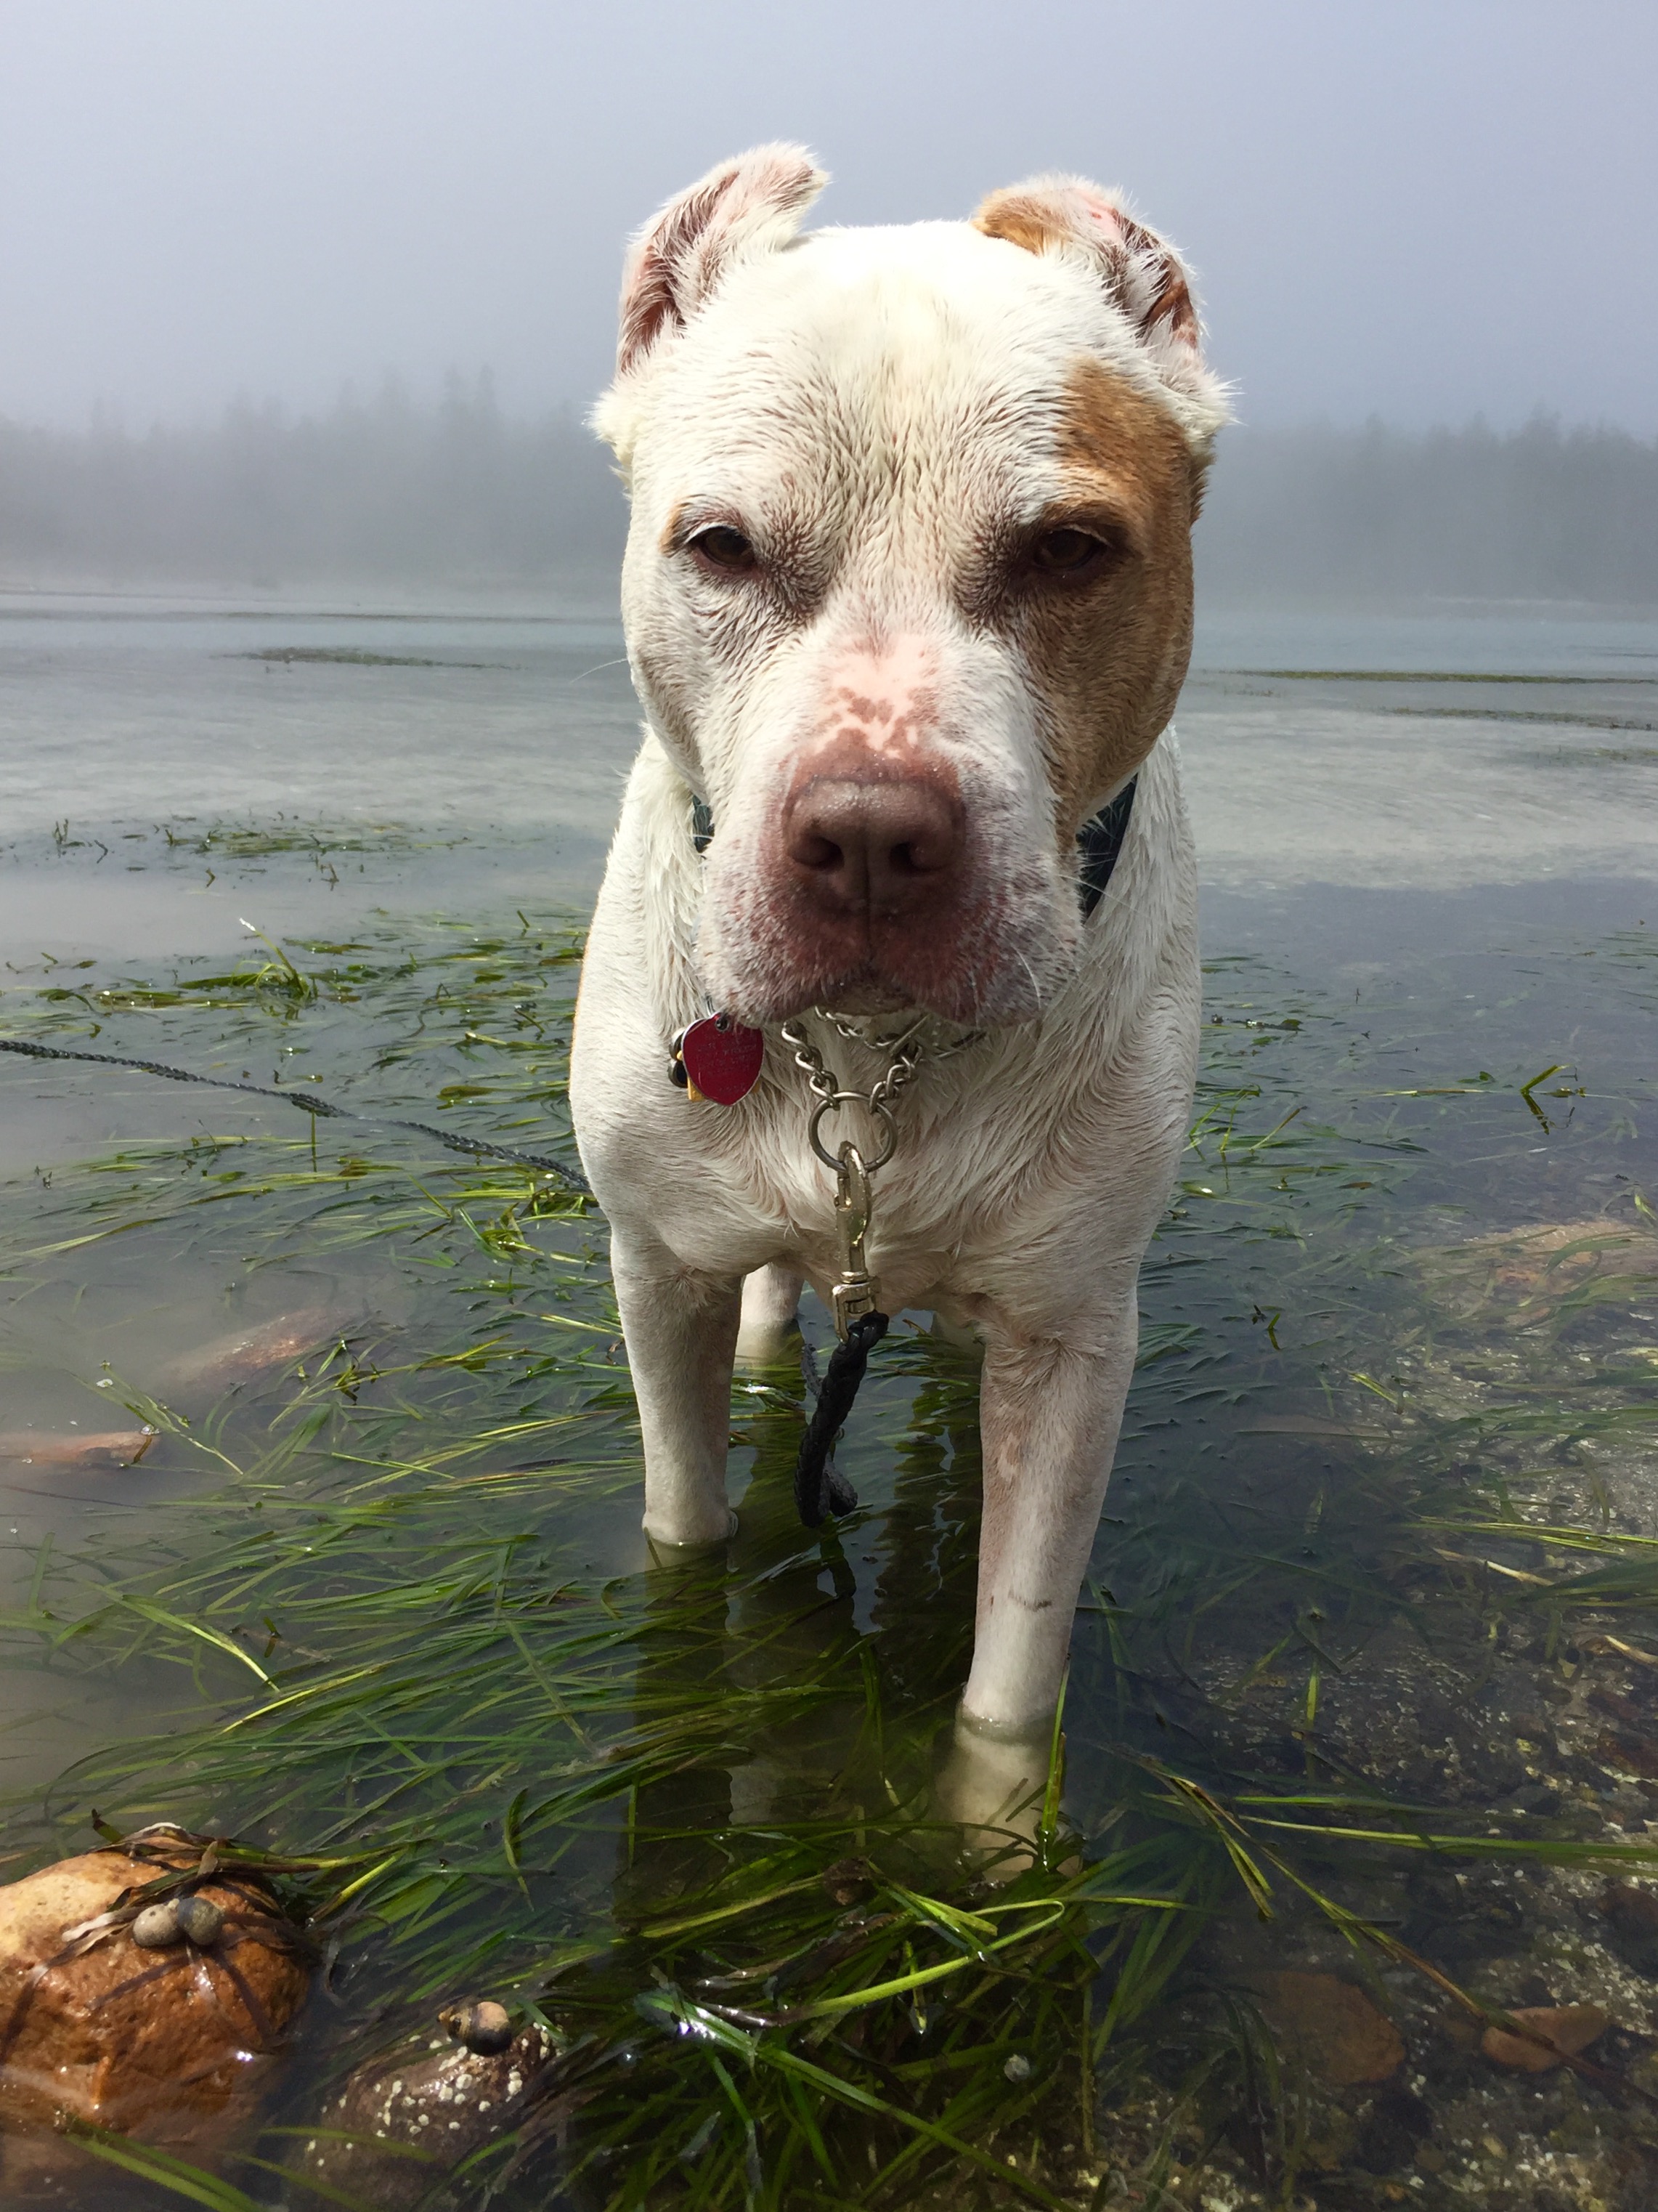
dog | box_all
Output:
[570,146,1227,1828]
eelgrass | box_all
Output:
[1,897,1657,2206]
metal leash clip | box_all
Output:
[829,1142,878,1342]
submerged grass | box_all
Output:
[1,903,1657,2206]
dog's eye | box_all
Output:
[1029,527,1115,578]
[688,525,758,574]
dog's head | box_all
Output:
[595,147,1228,1027]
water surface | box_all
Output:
[1,594,1656,2208]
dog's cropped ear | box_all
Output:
[614,145,828,381]
[973,176,1229,444]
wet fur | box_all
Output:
[572,149,1226,1778]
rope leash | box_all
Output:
[793,1309,886,1527]
[0,1037,593,1194]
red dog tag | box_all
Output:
[678,1014,764,1104]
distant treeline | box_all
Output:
[1,377,1654,605]
[0,373,626,592]
[1197,416,1658,606]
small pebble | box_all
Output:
[131,1901,184,1949]
[174,1895,225,1946]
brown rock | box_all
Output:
[1481,2004,1609,2073]
[166,1306,356,1394]
[301,2017,558,2211]
[1421,1220,1658,1328]
[0,1430,156,1467]
[1602,1881,1658,1935]
[1596,1730,1658,1780]
[1257,1971,1405,2085]
[0,1846,310,2142]
[1589,1689,1646,1729]
[821,1857,874,1908]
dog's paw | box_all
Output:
[643,1507,739,1551]
[933,1715,1054,1882]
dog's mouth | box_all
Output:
[702,828,1067,1029]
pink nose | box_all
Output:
[783,776,965,918]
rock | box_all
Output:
[821,1857,874,1908]
[1481,2004,1609,2073]
[1416,1219,1658,1329]
[1596,1729,1658,1780]
[166,1307,357,1394]
[301,2016,558,2211]
[173,1895,225,1947]
[0,1429,156,1467]
[1601,1881,1658,1935]
[130,1902,186,1950]
[0,1845,310,2142]
[1257,1971,1405,2085]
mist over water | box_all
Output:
[3,385,1656,607]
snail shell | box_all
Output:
[440,1999,513,2054]
[174,1895,225,1946]
[131,1902,184,1949]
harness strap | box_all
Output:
[1076,779,1137,917]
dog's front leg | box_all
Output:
[611,1232,742,1547]
[963,1299,1138,1737]
[936,1300,1137,1847]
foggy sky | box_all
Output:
[3,0,1656,436]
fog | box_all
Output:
[3,0,1656,609]
[3,0,1657,433]
[3,388,1654,610]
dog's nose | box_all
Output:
[784,777,965,916]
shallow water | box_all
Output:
[1,594,1657,2208]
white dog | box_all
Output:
[571,147,1227,1818]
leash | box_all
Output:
[776,1014,923,1526]
[0,1037,593,1194]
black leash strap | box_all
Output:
[793,1308,887,1527]
[0,1037,592,1194]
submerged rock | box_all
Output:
[0,1429,157,1468]
[1256,1971,1405,2085]
[1415,1216,1658,1329]
[165,1305,359,1394]
[300,2010,558,2209]
[0,1843,310,2148]
[1480,2001,1609,2073]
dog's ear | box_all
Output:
[972,176,1227,438]
[615,145,828,380]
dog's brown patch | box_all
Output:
[1017,357,1196,842]
[973,185,1198,351]
[970,199,1054,262]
